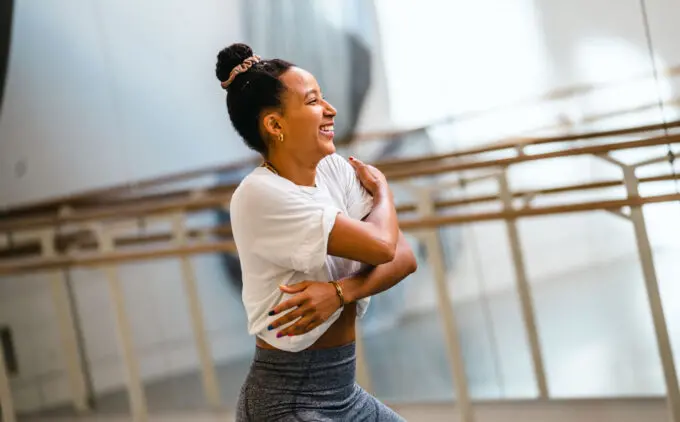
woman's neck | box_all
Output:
[266,153,318,187]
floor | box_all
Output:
[18,248,680,420]
[18,398,670,422]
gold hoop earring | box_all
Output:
[279,133,284,143]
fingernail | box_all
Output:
[268,311,275,316]
[268,325,274,331]
[349,156,354,161]
[277,332,284,338]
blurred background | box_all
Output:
[1,0,680,421]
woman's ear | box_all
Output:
[262,111,283,139]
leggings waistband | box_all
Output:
[253,342,356,364]
[247,342,357,390]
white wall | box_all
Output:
[374,0,680,134]
[0,0,252,209]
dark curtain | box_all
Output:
[0,0,14,116]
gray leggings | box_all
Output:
[236,342,406,421]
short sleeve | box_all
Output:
[326,154,374,220]
[231,179,341,274]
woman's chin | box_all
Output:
[318,137,336,155]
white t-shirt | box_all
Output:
[229,153,374,352]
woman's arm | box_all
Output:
[267,158,416,337]
[337,231,417,303]
[267,231,417,336]
[326,157,399,266]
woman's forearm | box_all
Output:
[363,186,400,255]
[339,232,417,303]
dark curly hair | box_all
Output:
[215,43,293,156]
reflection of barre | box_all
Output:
[347,65,680,146]
[519,97,680,138]
[375,119,680,171]
[384,133,680,180]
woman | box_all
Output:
[216,43,417,421]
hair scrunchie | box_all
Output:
[220,55,261,89]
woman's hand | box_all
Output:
[267,281,343,337]
[348,156,388,196]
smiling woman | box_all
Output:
[216,43,416,421]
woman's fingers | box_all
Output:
[279,281,310,294]
[278,314,317,337]
[349,156,384,195]
[349,156,365,167]
[298,317,324,335]
[269,294,307,316]
[268,307,306,336]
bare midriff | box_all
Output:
[255,303,357,350]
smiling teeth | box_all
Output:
[321,125,334,131]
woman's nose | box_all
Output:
[324,99,337,117]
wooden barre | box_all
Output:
[395,173,680,213]
[0,225,235,259]
[2,170,677,261]
[64,184,238,212]
[0,194,234,232]
[0,132,677,234]
[0,158,257,219]
[398,193,680,230]
[1,193,678,275]
[0,241,237,276]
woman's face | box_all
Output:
[265,66,337,161]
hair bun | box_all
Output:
[216,43,254,84]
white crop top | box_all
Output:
[229,153,374,352]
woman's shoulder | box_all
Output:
[319,153,351,172]
[230,167,308,215]
[317,153,355,184]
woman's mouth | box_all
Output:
[319,124,334,139]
